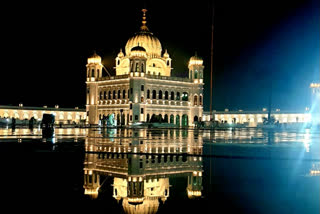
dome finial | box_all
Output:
[140,9,149,32]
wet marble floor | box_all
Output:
[0,127,319,214]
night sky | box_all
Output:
[1,0,319,112]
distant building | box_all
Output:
[203,109,313,126]
[86,9,204,126]
[0,105,86,125]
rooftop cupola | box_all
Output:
[188,52,204,82]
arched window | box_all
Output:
[123,90,126,99]
[91,69,95,77]
[159,90,163,99]
[113,90,116,99]
[108,91,112,99]
[182,114,188,126]
[167,60,170,66]
[147,90,150,99]
[170,115,174,124]
[136,63,140,72]
[118,90,121,99]
[176,115,180,126]
[117,59,120,65]
[130,62,133,71]
[141,63,144,72]
[170,92,174,100]
[194,95,198,105]
[182,92,188,101]
[99,91,102,100]
[165,91,169,100]
[194,70,198,79]
[199,95,203,105]
[164,114,168,123]
[97,69,100,78]
[152,90,156,99]
[176,92,180,100]
[104,91,107,99]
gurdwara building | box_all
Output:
[86,10,204,126]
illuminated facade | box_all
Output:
[0,105,86,125]
[201,83,320,126]
[83,129,203,213]
[86,9,204,126]
[203,109,313,126]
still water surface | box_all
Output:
[0,127,319,213]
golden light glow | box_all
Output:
[310,83,320,88]
[187,190,202,198]
[88,53,102,64]
[188,59,203,66]
[128,197,144,203]
[130,50,147,58]
[310,170,320,175]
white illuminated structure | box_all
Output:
[83,129,203,212]
[0,105,86,125]
[86,9,204,126]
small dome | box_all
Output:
[117,49,124,58]
[189,53,203,66]
[87,51,102,64]
[163,49,169,58]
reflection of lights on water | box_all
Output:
[305,114,312,123]
[303,129,311,153]
[310,163,320,175]
[310,170,320,175]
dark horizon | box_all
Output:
[1,0,319,111]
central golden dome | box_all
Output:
[125,9,162,58]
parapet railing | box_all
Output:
[96,74,192,82]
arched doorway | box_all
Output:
[176,115,180,126]
[164,114,168,123]
[182,114,188,127]
[121,113,125,125]
[194,116,198,122]
[170,115,174,124]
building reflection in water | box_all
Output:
[310,162,320,176]
[83,128,203,213]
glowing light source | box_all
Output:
[310,83,320,88]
